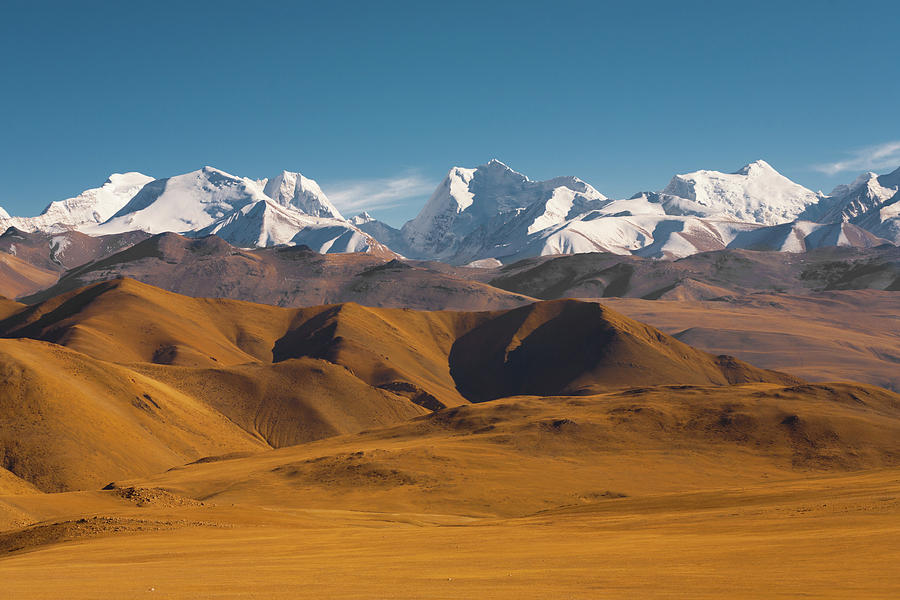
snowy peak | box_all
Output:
[814,166,900,224]
[196,197,391,256]
[40,171,153,221]
[350,212,374,225]
[0,171,153,233]
[876,165,900,190]
[263,171,343,219]
[480,158,522,176]
[401,160,608,259]
[734,159,777,176]
[92,167,268,235]
[661,160,819,225]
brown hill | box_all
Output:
[447,300,798,402]
[0,295,25,320]
[0,278,296,366]
[0,337,425,492]
[0,279,803,493]
[0,253,57,299]
[3,379,900,598]
[23,232,534,310]
[603,290,900,392]
[0,227,149,272]
[484,246,900,299]
[113,381,900,518]
[2,278,799,406]
[1,281,898,597]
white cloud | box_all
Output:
[325,172,434,213]
[815,141,900,175]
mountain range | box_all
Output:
[2,159,899,264]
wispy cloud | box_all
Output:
[814,141,900,175]
[325,172,435,214]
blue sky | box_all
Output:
[1,0,898,226]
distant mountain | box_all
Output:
[0,227,149,272]
[394,159,894,263]
[23,232,533,310]
[851,195,900,245]
[485,245,900,301]
[262,170,343,219]
[811,167,900,223]
[80,166,388,254]
[89,167,271,235]
[401,159,607,260]
[195,198,393,255]
[658,160,821,225]
[0,159,898,266]
[2,172,153,232]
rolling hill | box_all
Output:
[0,278,801,492]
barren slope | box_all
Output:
[0,227,149,272]
[0,253,57,299]
[2,381,900,598]
[603,291,900,391]
[486,246,900,299]
[24,232,535,310]
[3,279,797,409]
[0,337,426,492]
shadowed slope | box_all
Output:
[2,279,802,407]
[449,300,799,402]
[273,302,486,408]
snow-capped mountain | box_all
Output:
[1,158,898,264]
[851,194,900,245]
[348,212,409,254]
[811,166,900,223]
[195,198,391,255]
[79,166,384,254]
[88,167,269,235]
[262,171,343,219]
[3,172,153,232]
[658,160,821,225]
[396,159,896,263]
[401,159,606,260]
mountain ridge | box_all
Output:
[1,159,898,265]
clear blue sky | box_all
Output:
[2,0,898,226]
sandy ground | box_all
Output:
[3,469,899,599]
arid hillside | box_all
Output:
[0,278,798,492]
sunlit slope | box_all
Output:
[0,253,57,299]
[0,338,426,492]
[0,278,835,496]
[0,338,268,491]
[1,278,799,406]
[0,278,295,366]
[131,359,428,449]
[117,382,900,518]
